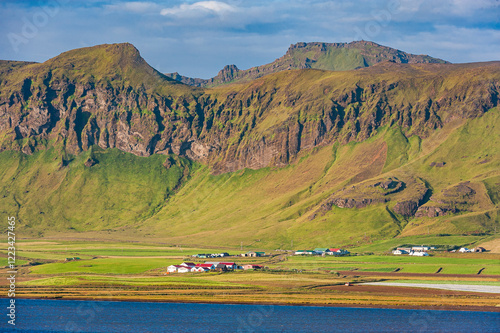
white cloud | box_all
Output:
[160,1,237,18]
[447,0,500,14]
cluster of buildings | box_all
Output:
[294,248,349,256]
[191,251,267,258]
[166,261,263,274]
[393,245,488,255]
[392,246,434,256]
[191,252,230,259]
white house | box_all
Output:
[412,252,429,257]
[459,247,470,253]
[294,250,314,255]
[177,266,192,273]
[167,265,183,273]
[392,249,406,255]
[191,266,209,272]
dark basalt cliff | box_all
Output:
[0,44,499,176]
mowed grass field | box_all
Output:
[6,240,225,260]
[272,253,500,275]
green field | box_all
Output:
[276,254,500,275]
[28,258,175,275]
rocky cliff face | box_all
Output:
[1,44,499,175]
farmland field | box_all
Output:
[1,240,499,311]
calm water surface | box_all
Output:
[1,299,498,332]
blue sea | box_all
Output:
[1,299,498,332]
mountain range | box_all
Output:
[0,41,498,249]
[165,40,448,87]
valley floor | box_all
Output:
[1,239,500,312]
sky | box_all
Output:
[0,0,499,79]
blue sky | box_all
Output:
[1,0,499,78]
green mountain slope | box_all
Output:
[166,41,448,87]
[0,43,498,250]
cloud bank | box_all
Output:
[0,0,498,78]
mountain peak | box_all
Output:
[45,43,144,73]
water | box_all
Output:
[1,299,498,332]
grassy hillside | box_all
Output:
[0,147,194,235]
[2,107,498,249]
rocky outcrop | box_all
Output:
[413,182,478,217]
[415,206,458,217]
[311,175,433,219]
[84,157,98,167]
[393,200,420,217]
[323,197,388,210]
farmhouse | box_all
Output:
[177,266,192,273]
[392,249,407,255]
[167,265,185,273]
[459,247,471,253]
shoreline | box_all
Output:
[8,296,500,313]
